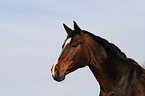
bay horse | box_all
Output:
[51,21,145,96]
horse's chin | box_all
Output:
[53,75,65,82]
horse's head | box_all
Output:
[51,21,91,81]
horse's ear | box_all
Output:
[63,24,72,34]
[73,21,81,32]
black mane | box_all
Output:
[83,30,128,60]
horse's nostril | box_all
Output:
[55,68,60,77]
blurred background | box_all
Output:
[0,0,145,96]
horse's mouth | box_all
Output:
[52,74,66,82]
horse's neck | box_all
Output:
[88,51,130,93]
[83,34,130,93]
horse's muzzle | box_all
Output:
[51,68,66,82]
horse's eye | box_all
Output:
[71,42,79,48]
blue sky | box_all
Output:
[0,0,145,96]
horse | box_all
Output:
[51,21,145,96]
